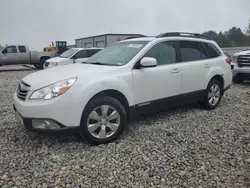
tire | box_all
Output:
[232,76,243,84]
[33,64,41,69]
[199,79,223,110]
[80,96,127,144]
[39,59,47,70]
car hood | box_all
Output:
[233,50,250,56]
[46,57,70,62]
[22,64,118,90]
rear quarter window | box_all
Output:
[178,40,207,62]
[203,42,221,58]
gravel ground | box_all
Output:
[0,65,250,188]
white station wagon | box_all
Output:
[13,32,232,144]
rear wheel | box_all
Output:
[39,59,48,70]
[33,64,41,69]
[80,96,127,144]
[199,79,222,110]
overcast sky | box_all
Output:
[1,0,250,51]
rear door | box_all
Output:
[177,40,210,98]
[0,46,19,65]
[18,46,30,64]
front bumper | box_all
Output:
[13,90,87,131]
[13,104,79,135]
[232,66,250,76]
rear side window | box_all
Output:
[87,49,101,57]
[18,46,26,53]
[203,43,221,58]
[74,50,88,59]
[179,41,206,62]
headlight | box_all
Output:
[51,62,58,66]
[29,77,77,100]
[232,56,237,63]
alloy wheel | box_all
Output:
[87,105,121,139]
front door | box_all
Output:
[0,46,19,65]
[132,40,182,111]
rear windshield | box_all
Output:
[85,41,149,66]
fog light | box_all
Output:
[32,120,61,129]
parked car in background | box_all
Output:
[43,47,103,69]
[231,50,250,83]
[0,45,56,68]
[13,32,232,144]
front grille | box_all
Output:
[237,55,250,67]
[17,81,30,101]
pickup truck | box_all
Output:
[232,50,250,83]
[0,45,56,69]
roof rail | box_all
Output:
[156,32,211,40]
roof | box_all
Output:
[75,33,145,40]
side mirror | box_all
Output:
[139,57,157,68]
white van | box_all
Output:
[43,47,102,69]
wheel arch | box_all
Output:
[87,89,130,115]
[208,74,225,94]
[39,56,51,62]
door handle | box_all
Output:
[171,68,180,73]
[204,63,211,68]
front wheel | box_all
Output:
[199,79,222,110]
[80,96,127,144]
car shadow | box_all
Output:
[0,65,37,72]
[16,103,200,149]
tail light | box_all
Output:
[226,58,232,65]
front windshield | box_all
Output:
[85,41,149,66]
[60,48,78,58]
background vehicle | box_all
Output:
[43,41,68,55]
[232,50,250,83]
[0,45,56,68]
[43,47,102,69]
[13,32,232,144]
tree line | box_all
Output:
[202,18,250,48]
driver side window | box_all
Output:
[143,41,177,65]
[3,46,17,53]
[74,50,88,59]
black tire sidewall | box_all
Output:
[34,64,41,69]
[80,96,127,144]
[40,59,47,70]
[203,79,223,110]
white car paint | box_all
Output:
[13,35,232,133]
[44,47,102,69]
[232,50,250,76]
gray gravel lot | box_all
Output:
[0,65,250,188]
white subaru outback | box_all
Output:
[13,32,232,144]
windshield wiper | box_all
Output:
[85,62,109,65]
[84,61,118,66]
